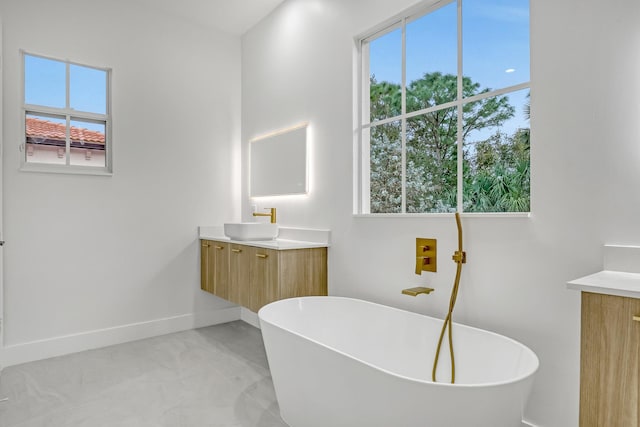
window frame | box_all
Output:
[20,50,113,176]
[354,0,530,216]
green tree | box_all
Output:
[463,92,530,212]
[463,129,530,212]
[369,120,402,213]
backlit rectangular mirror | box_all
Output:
[250,123,308,197]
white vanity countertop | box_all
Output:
[567,270,640,299]
[198,226,330,251]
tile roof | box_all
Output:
[26,117,105,145]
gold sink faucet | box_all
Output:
[253,207,277,223]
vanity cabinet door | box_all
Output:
[248,247,279,313]
[200,240,229,299]
[200,240,213,293]
[278,248,328,299]
[229,244,250,307]
[211,242,229,299]
[580,292,640,427]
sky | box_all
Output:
[368,0,530,139]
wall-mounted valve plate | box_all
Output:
[415,238,437,274]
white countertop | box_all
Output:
[567,270,640,299]
[198,225,330,251]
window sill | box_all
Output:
[353,212,531,219]
[20,164,113,177]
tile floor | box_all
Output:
[0,321,287,427]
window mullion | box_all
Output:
[65,115,71,166]
[360,40,371,214]
[401,18,407,214]
[24,105,108,123]
[456,0,463,213]
[65,62,71,166]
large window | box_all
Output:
[22,52,112,174]
[356,0,530,214]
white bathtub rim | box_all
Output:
[259,296,540,389]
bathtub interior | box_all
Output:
[259,296,539,386]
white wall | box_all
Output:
[1,0,242,365]
[241,0,640,426]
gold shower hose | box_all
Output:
[432,212,466,383]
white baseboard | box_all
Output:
[240,307,260,329]
[522,420,538,427]
[1,307,241,368]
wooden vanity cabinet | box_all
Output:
[200,240,230,300]
[202,240,327,312]
[580,292,640,426]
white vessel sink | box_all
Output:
[224,222,278,241]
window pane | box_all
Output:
[369,121,402,213]
[406,1,457,113]
[462,0,530,92]
[368,28,402,123]
[24,55,66,108]
[406,107,458,213]
[70,64,107,114]
[463,89,530,212]
[25,113,67,165]
[69,119,106,168]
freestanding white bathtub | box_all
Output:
[259,296,538,427]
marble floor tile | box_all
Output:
[0,321,287,427]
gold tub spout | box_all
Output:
[402,287,434,297]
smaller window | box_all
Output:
[22,52,112,174]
